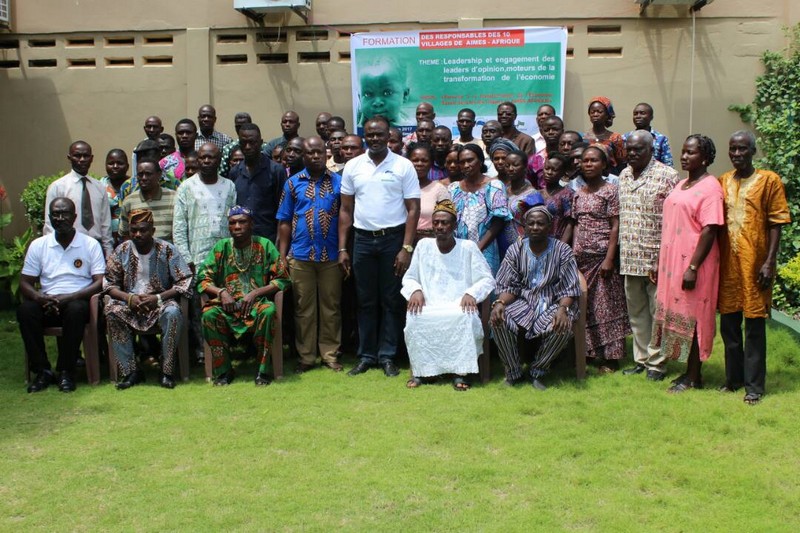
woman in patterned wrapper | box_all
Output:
[447,144,512,275]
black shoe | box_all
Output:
[27,369,55,393]
[160,374,176,389]
[502,375,524,387]
[348,361,372,376]
[116,370,145,390]
[646,369,666,381]
[254,372,271,386]
[213,370,235,386]
[718,383,742,393]
[622,364,646,375]
[530,378,548,391]
[381,360,400,377]
[670,373,688,385]
[58,371,76,393]
[75,356,86,369]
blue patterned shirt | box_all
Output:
[624,127,673,167]
[276,169,341,262]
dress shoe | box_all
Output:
[322,361,344,372]
[213,370,235,386]
[646,369,666,382]
[347,361,372,376]
[160,374,176,389]
[381,360,400,377]
[718,383,741,393]
[622,364,646,375]
[116,370,145,390]
[530,378,548,391]
[58,371,76,393]
[294,362,315,374]
[502,375,524,387]
[254,372,271,386]
[27,369,55,393]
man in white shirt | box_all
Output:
[19,197,105,393]
[339,116,421,377]
[44,141,114,256]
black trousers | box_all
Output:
[720,312,767,396]
[18,299,89,374]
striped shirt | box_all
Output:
[496,237,582,338]
[119,187,177,243]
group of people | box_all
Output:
[18,98,790,405]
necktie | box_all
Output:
[81,177,95,230]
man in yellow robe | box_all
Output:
[718,131,791,405]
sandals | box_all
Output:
[406,377,423,389]
[743,393,763,405]
[667,375,703,394]
[452,377,470,391]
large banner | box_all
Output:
[350,27,567,136]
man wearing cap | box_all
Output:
[402,199,495,390]
[44,141,114,256]
[339,116,421,378]
[103,209,194,389]
[490,205,582,390]
[19,197,105,393]
[198,206,291,386]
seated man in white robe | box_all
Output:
[401,199,495,390]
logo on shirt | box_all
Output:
[74,259,83,269]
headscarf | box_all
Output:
[227,205,253,218]
[589,96,615,118]
[128,208,154,225]
[521,194,552,222]
[487,138,520,155]
[433,199,458,219]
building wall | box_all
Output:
[0,0,796,233]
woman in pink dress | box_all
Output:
[572,145,631,371]
[408,143,450,242]
[652,135,724,393]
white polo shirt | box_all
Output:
[341,150,420,231]
[21,231,106,295]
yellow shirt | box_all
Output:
[718,169,791,317]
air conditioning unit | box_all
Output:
[636,0,714,9]
[0,0,10,25]
[234,0,311,21]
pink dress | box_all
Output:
[653,176,724,362]
[417,181,450,232]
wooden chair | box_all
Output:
[479,270,589,383]
[105,296,191,382]
[200,291,285,381]
[24,293,101,385]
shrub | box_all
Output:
[729,24,800,265]
[20,174,60,234]
[775,252,800,319]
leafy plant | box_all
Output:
[775,252,800,319]
[0,186,34,299]
[729,24,800,265]
[20,174,60,234]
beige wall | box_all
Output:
[0,0,796,234]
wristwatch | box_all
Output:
[402,244,414,253]
[688,264,698,272]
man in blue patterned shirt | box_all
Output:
[623,103,673,167]
[277,136,343,373]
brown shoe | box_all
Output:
[322,361,343,372]
[295,363,316,374]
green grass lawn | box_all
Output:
[1,310,799,532]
